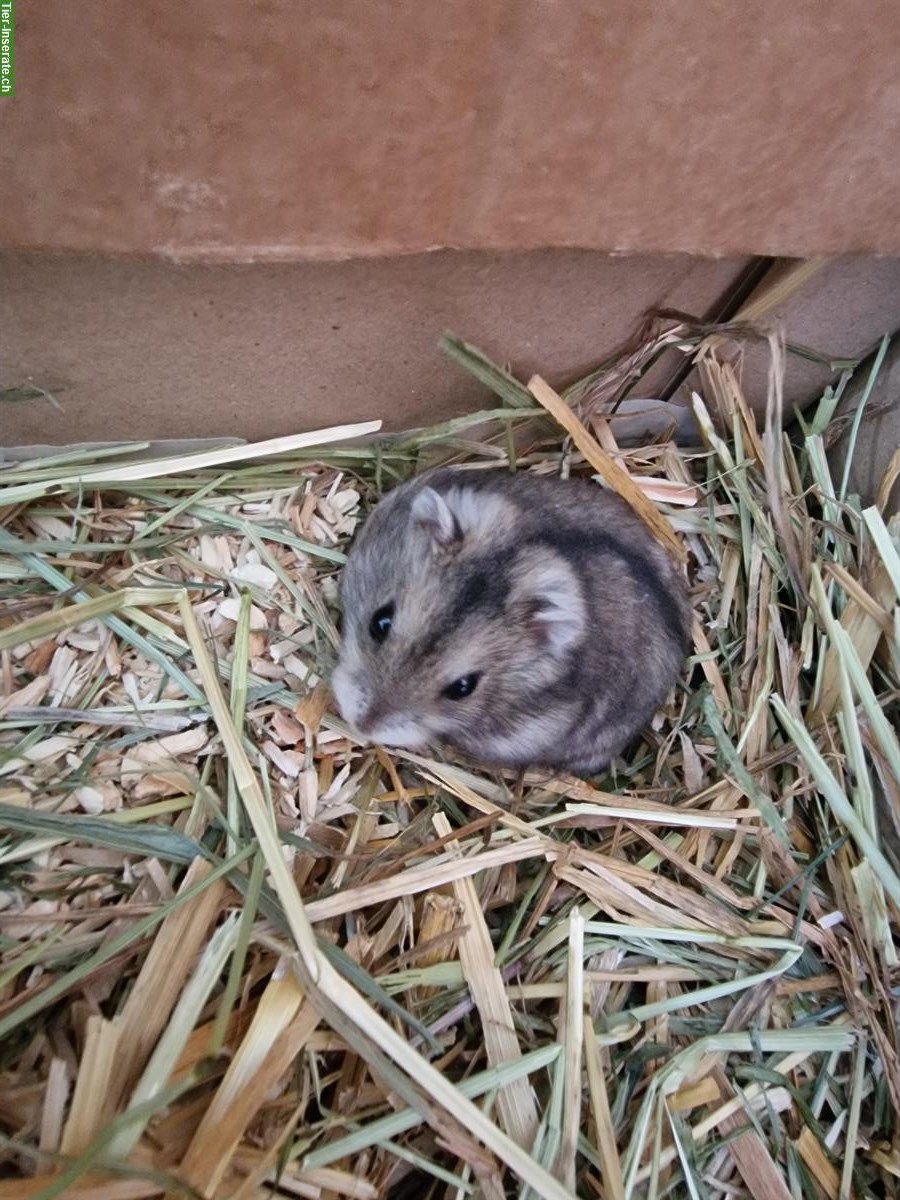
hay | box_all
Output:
[0,319,898,1199]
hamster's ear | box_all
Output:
[411,487,461,549]
[510,555,586,655]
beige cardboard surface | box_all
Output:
[3,250,898,449]
[0,249,748,446]
[674,255,900,418]
[4,1,900,259]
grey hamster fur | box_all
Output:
[332,467,690,775]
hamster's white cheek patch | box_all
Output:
[366,718,430,751]
[475,709,570,764]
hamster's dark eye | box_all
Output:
[442,672,481,700]
[369,602,395,642]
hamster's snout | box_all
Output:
[331,663,364,728]
[359,715,429,750]
[331,663,428,751]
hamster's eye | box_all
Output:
[442,672,481,700]
[369,602,395,642]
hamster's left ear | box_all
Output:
[510,553,586,655]
[411,487,462,549]
[412,484,514,554]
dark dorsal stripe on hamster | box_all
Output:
[525,528,686,649]
[447,563,510,624]
[407,556,514,664]
[404,527,682,667]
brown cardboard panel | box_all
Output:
[4,1,900,259]
[456,3,900,257]
[0,249,747,446]
[5,1,498,259]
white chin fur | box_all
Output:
[365,719,429,751]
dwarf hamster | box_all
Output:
[331,468,690,775]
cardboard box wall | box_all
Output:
[2,1,898,460]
